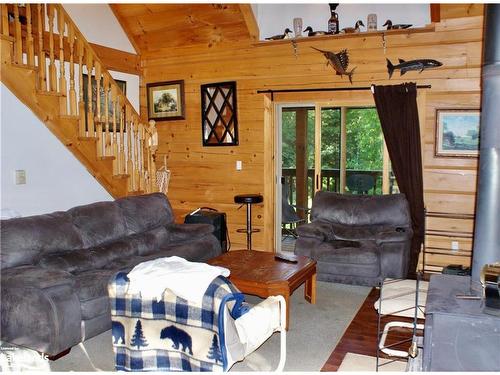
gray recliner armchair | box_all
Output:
[295,191,413,286]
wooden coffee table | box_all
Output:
[208,250,317,330]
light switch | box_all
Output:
[15,170,26,185]
[451,241,459,251]
[236,161,242,171]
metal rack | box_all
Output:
[376,275,426,371]
[423,211,475,275]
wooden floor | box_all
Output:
[321,288,421,371]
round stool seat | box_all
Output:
[234,194,263,204]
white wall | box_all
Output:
[63,4,136,54]
[0,83,112,217]
[256,4,430,40]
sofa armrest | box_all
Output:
[376,227,413,244]
[1,266,82,355]
[296,221,333,241]
[166,223,215,243]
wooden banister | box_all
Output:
[0,3,157,195]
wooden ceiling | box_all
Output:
[110,4,258,53]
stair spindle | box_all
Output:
[119,96,126,175]
[77,38,86,136]
[36,4,46,91]
[103,74,111,156]
[111,85,119,176]
[58,9,67,113]
[85,52,95,136]
[47,5,57,91]
[26,4,35,66]
[13,6,22,64]
[1,4,9,37]
[68,24,77,115]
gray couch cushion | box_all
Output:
[311,191,411,227]
[1,266,74,289]
[117,193,173,234]
[74,269,117,301]
[0,212,83,269]
[313,242,379,265]
[38,239,136,274]
[69,201,127,248]
[128,226,171,256]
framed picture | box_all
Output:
[147,80,185,121]
[435,109,480,158]
[82,74,126,131]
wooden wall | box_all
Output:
[140,10,483,268]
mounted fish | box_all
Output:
[387,58,442,78]
[312,47,356,84]
[265,28,293,40]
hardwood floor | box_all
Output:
[321,288,422,371]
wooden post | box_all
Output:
[13,6,22,64]
[295,108,308,220]
[47,5,57,91]
[37,4,46,91]
[68,24,77,115]
[26,4,35,66]
[85,52,95,135]
[77,38,86,136]
[340,107,347,193]
[103,73,110,156]
[58,8,67,114]
[1,4,9,37]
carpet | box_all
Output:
[50,282,370,372]
[337,352,407,372]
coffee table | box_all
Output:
[208,250,317,330]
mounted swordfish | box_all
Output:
[311,47,356,84]
[386,58,442,78]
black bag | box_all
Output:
[184,207,229,252]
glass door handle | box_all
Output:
[316,174,319,190]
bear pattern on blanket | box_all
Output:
[160,325,193,355]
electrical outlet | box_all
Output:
[15,170,26,185]
[236,161,242,171]
[451,241,459,251]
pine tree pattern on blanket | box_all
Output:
[108,273,247,372]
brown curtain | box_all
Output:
[372,82,425,276]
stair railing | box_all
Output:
[0,4,157,195]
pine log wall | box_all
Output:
[140,6,483,269]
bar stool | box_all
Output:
[234,194,263,250]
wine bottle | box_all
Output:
[328,3,339,34]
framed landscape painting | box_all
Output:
[147,80,185,121]
[435,109,480,158]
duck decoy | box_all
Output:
[303,26,332,37]
[383,20,412,30]
[341,20,364,34]
[265,28,293,40]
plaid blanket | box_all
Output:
[108,272,247,372]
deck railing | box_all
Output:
[1,4,157,194]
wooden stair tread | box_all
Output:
[36,90,65,97]
[98,156,116,161]
[60,115,79,120]
[127,190,145,196]
[11,63,38,72]
[77,136,98,141]
[113,174,130,179]
[0,35,15,42]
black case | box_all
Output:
[184,208,228,252]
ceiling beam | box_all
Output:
[109,4,141,54]
[239,4,259,41]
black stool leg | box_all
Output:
[246,202,252,250]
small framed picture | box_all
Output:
[435,109,480,158]
[147,80,185,121]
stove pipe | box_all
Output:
[471,4,500,282]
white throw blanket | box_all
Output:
[126,256,230,303]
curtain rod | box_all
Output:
[257,84,431,95]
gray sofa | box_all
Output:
[295,191,413,286]
[0,193,221,356]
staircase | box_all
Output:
[0,4,157,198]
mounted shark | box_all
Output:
[387,58,442,78]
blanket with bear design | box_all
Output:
[108,272,247,372]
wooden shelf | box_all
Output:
[253,25,436,47]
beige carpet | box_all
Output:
[338,352,407,372]
[50,282,370,372]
